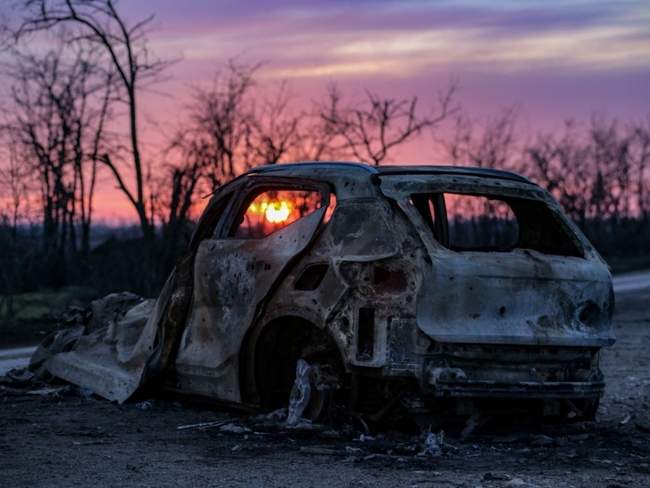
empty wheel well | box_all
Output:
[240,316,343,409]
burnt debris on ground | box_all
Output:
[1,380,649,487]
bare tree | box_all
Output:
[524,121,594,226]
[146,158,201,284]
[15,0,169,240]
[170,66,458,229]
[629,119,650,220]
[587,117,633,221]
[178,62,259,191]
[319,83,457,165]
[444,107,519,169]
[0,133,31,238]
[150,63,262,277]
[292,111,344,162]
[5,46,113,261]
[243,82,301,166]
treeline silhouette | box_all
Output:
[0,1,648,321]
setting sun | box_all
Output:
[265,200,292,223]
[247,198,294,223]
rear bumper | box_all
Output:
[415,342,605,400]
[424,378,604,399]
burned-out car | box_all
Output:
[37,162,615,421]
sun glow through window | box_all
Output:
[233,189,325,238]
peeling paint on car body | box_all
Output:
[37,162,615,412]
[173,162,614,408]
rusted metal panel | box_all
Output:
[174,206,327,402]
[43,256,194,403]
[32,163,616,411]
[378,174,614,348]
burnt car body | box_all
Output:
[40,162,615,419]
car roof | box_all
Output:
[248,161,533,185]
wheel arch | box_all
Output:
[238,306,347,406]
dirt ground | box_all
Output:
[1,288,649,488]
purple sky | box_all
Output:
[3,0,649,220]
[125,0,650,163]
[134,0,649,118]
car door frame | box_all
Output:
[173,174,333,403]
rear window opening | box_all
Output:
[411,192,583,257]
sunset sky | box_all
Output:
[3,0,650,222]
[138,0,649,120]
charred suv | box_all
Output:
[40,163,615,420]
